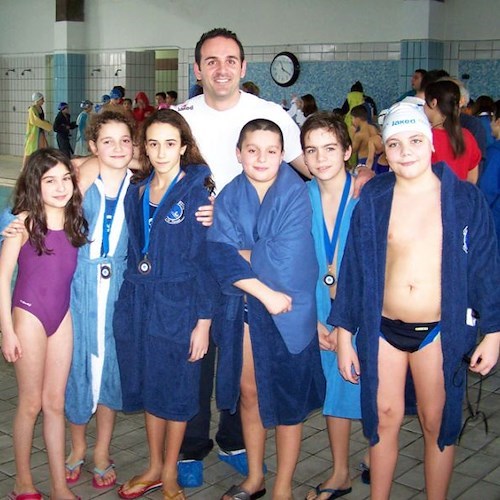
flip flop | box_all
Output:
[7,493,43,500]
[92,461,117,488]
[65,458,85,484]
[163,489,186,500]
[308,484,352,500]
[117,476,163,499]
[221,484,266,500]
[359,461,371,484]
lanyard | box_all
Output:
[100,174,127,257]
[322,174,351,265]
[141,170,181,256]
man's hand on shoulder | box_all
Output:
[353,166,375,198]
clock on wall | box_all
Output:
[270,51,300,87]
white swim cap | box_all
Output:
[32,92,44,103]
[382,102,432,144]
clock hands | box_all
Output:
[271,52,300,87]
[279,61,291,76]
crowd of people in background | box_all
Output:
[3,26,500,500]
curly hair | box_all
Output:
[86,110,136,144]
[13,148,88,255]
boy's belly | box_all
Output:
[383,253,441,323]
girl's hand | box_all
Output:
[1,332,22,363]
[261,290,292,315]
[188,319,210,362]
[1,218,24,239]
[337,329,360,384]
[317,322,332,351]
[195,195,215,227]
[469,332,500,376]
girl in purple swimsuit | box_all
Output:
[0,148,88,500]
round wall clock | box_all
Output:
[270,51,300,87]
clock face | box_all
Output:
[270,52,300,87]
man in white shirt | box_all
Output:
[175,28,307,193]
[173,28,311,487]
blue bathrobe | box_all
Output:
[330,163,500,449]
[208,163,325,428]
[65,172,131,424]
[114,165,217,421]
[479,139,500,253]
[308,176,361,418]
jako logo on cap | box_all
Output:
[391,119,416,126]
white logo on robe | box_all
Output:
[165,201,185,224]
[462,226,468,254]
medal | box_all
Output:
[100,264,112,279]
[139,170,181,278]
[322,175,351,290]
[138,257,152,275]
[323,273,336,287]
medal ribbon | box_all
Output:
[322,174,351,268]
[141,170,182,256]
[100,174,127,257]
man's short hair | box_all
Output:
[166,90,178,101]
[195,28,245,66]
[155,92,167,100]
[351,104,369,121]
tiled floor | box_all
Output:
[0,156,499,499]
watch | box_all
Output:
[270,51,300,87]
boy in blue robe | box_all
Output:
[302,113,366,500]
[478,100,500,252]
[332,102,500,499]
[208,119,324,500]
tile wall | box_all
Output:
[179,38,500,113]
[0,55,53,154]
[0,50,157,155]
[1,39,499,155]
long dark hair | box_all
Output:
[302,94,318,118]
[12,148,88,254]
[425,80,465,157]
[135,109,212,189]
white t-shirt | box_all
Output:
[174,91,302,193]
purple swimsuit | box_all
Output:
[12,230,78,336]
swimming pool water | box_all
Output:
[0,186,13,211]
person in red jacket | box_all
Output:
[424,80,481,183]
[132,91,155,123]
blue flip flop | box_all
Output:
[65,458,84,484]
[92,461,117,489]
